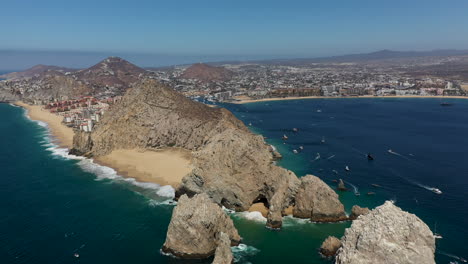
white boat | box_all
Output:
[282,134,288,140]
[431,188,442,194]
[345,166,350,171]
[248,122,252,126]
[434,233,443,239]
[293,149,298,154]
[299,146,304,150]
[321,137,325,143]
[74,253,80,258]
[317,109,322,113]
[292,128,298,132]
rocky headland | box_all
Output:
[71,78,349,231]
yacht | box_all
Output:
[431,188,442,194]
[282,134,288,140]
[292,128,298,133]
[293,149,298,154]
[345,166,350,172]
[299,146,304,150]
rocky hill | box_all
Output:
[73,57,147,94]
[0,57,148,101]
[0,64,74,80]
[179,63,233,82]
[71,78,346,228]
[335,201,435,264]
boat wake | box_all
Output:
[326,154,335,160]
[311,153,321,162]
[390,169,442,194]
[344,180,359,195]
[437,251,468,263]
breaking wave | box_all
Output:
[232,244,260,263]
[25,109,175,201]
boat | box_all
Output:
[74,253,80,258]
[282,134,288,140]
[248,122,252,126]
[345,166,350,172]
[332,170,338,174]
[367,153,374,160]
[299,146,304,150]
[434,233,443,239]
[292,128,298,133]
[321,137,325,144]
[293,149,298,154]
[355,192,360,196]
[440,102,453,106]
[430,188,442,194]
[317,109,322,113]
[371,184,381,188]
[367,192,376,195]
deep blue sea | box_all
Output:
[1,98,467,264]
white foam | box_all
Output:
[282,215,311,227]
[232,244,260,263]
[237,211,267,223]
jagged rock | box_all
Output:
[161,194,241,259]
[293,175,347,222]
[336,201,436,264]
[320,236,341,257]
[349,205,370,220]
[212,232,233,264]
[266,177,300,229]
[337,179,347,191]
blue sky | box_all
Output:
[1,0,468,69]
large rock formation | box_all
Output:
[320,236,342,257]
[293,175,347,222]
[162,193,240,259]
[349,205,370,220]
[71,79,345,228]
[212,232,234,264]
[336,201,436,264]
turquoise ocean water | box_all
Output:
[1,98,467,263]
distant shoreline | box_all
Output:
[230,95,468,104]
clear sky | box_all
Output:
[1,0,468,69]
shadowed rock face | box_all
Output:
[336,201,436,264]
[162,194,240,259]
[293,175,347,222]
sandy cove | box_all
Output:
[231,95,468,104]
[14,101,193,188]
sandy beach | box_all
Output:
[96,148,193,187]
[15,101,74,148]
[231,95,468,104]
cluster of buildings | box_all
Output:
[149,63,467,102]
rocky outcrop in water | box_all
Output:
[336,201,436,264]
[293,175,347,222]
[320,236,341,257]
[349,205,369,220]
[212,232,234,264]
[337,179,347,191]
[161,193,240,259]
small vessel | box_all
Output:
[367,153,374,160]
[367,192,376,195]
[434,233,443,239]
[317,109,322,113]
[345,166,350,172]
[355,192,360,196]
[440,102,453,106]
[321,137,326,144]
[293,149,298,154]
[299,146,304,150]
[332,179,338,183]
[332,170,338,174]
[431,188,442,195]
[74,253,80,258]
[371,184,381,188]
[248,122,252,126]
[282,134,288,140]
[292,128,298,133]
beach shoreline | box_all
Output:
[14,101,74,148]
[230,95,468,104]
[13,101,193,188]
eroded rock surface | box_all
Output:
[162,193,240,259]
[320,236,341,257]
[349,205,370,220]
[336,201,436,264]
[293,175,347,222]
[212,232,233,264]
